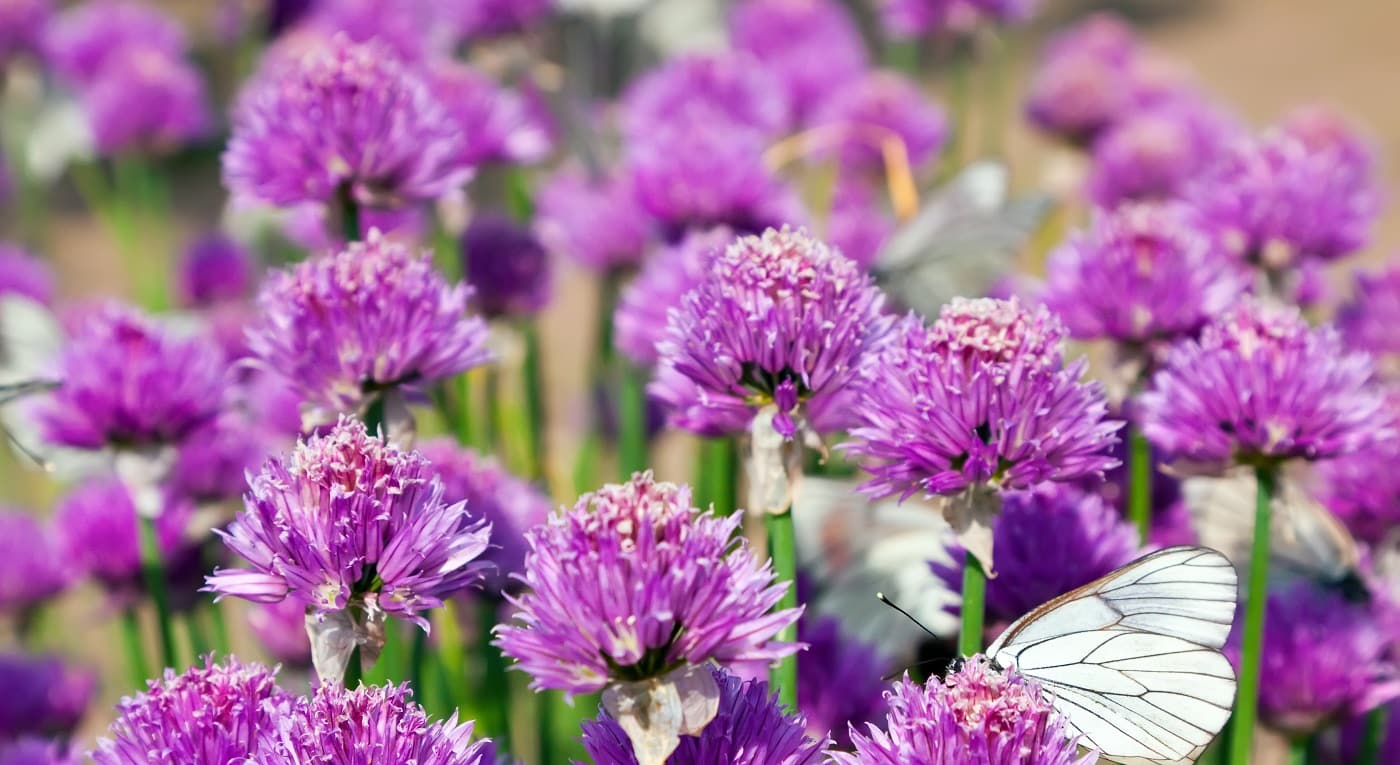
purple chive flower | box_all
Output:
[1140,298,1393,468]
[249,598,313,668]
[727,0,868,122]
[798,616,889,748]
[92,657,291,765]
[1329,701,1400,765]
[428,62,554,166]
[453,0,553,39]
[618,53,789,142]
[1024,17,1141,144]
[1225,580,1400,737]
[35,304,226,451]
[169,413,277,505]
[247,231,490,426]
[0,510,70,615]
[0,0,50,66]
[223,35,472,211]
[80,47,210,156]
[207,418,492,627]
[1280,105,1377,184]
[651,227,890,439]
[810,71,948,175]
[0,244,54,306]
[1315,444,1400,548]
[579,665,831,765]
[461,213,552,320]
[0,654,95,741]
[299,0,458,62]
[1188,127,1381,272]
[834,659,1096,765]
[1042,203,1250,351]
[0,738,77,765]
[613,227,731,368]
[826,181,894,270]
[53,477,192,603]
[1337,264,1400,370]
[847,298,1121,499]
[495,473,800,695]
[1085,98,1237,207]
[416,438,552,597]
[44,0,187,85]
[176,234,254,308]
[258,683,493,765]
[931,484,1140,634]
[535,168,654,272]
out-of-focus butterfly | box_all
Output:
[873,160,1053,319]
[986,546,1239,765]
[0,295,66,467]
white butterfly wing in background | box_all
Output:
[987,547,1239,765]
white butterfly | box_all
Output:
[986,546,1239,765]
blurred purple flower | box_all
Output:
[224,35,472,210]
[651,227,890,438]
[613,227,730,367]
[826,180,893,270]
[297,0,458,62]
[247,231,490,426]
[495,473,800,695]
[428,62,554,167]
[248,598,312,668]
[1225,580,1400,737]
[0,0,50,65]
[1329,701,1400,765]
[1140,299,1393,468]
[207,418,492,628]
[453,0,553,39]
[168,412,276,505]
[810,71,947,175]
[35,304,226,451]
[53,477,193,604]
[44,0,187,85]
[92,657,291,765]
[1280,105,1378,184]
[535,168,653,272]
[81,47,210,156]
[1085,98,1237,207]
[0,738,77,765]
[0,510,70,615]
[728,0,867,122]
[176,234,253,308]
[833,659,1096,765]
[1315,443,1400,548]
[798,616,888,748]
[1337,263,1400,370]
[0,244,54,305]
[579,664,831,764]
[462,213,552,320]
[618,52,788,142]
[0,654,94,741]
[1024,18,1140,144]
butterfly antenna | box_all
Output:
[877,592,939,640]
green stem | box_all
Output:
[410,619,430,706]
[695,438,737,515]
[184,610,211,660]
[138,515,178,670]
[1128,429,1153,544]
[538,690,556,765]
[959,553,987,656]
[365,619,404,685]
[766,511,799,710]
[477,600,513,743]
[1360,705,1390,765]
[120,607,150,689]
[1228,466,1276,765]
[618,363,649,478]
[522,320,545,481]
[338,186,361,242]
[208,596,231,657]
[345,646,363,689]
[1288,736,1312,765]
[437,599,469,712]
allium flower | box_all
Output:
[428,62,554,166]
[249,598,313,667]
[0,0,49,66]
[613,227,731,367]
[53,478,193,602]
[1139,299,1393,468]
[1329,701,1400,765]
[0,738,77,765]
[651,227,889,438]
[35,304,226,451]
[300,0,458,62]
[798,616,888,748]
[579,665,831,765]
[1043,203,1249,350]
[0,510,70,615]
[176,234,253,308]
[931,484,1140,633]
[416,438,553,597]
[0,245,52,305]
[1315,444,1400,547]
[1024,19,1140,144]
[1225,580,1400,737]
[453,0,553,38]
[847,298,1121,499]
[81,47,210,156]
[618,53,788,142]
[495,473,800,695]
[44,0,187,85]
[207,418,492,627]
[169,413,275,505]
[810,71,948,175]
[825,181,893,270]
[247,231,490,425]
[461,213,552,320]
[0,654,95,741]
[1085,99,1237,207]
[257,682,494,765]
[728,0,868,122]
[1337,264,1400,369]
[92,657,291,765]
[1280,105,1377,184]
[223,35,472,210]
[535,168,653,272]
[834,659,1096,765]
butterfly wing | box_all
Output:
[987,547,1238,765]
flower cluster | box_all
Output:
[810,71,948,176]
[0,653,94,741]
[460,213,552,320]
[797,616,890,748]
[535,168,653,273]
[613,227,731,368]
[0,510,69,615]
[175,234,253,309]
[1085,97,1237,207]
[727,0,868,121]
[1337,264,1400,370]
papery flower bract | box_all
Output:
[1139,299,1392,467]
[579,664,830,764]
[453,0,553,38]
[651,227,889,438]
[0,244,51,305]
[618,52,788,142]
[428,61,553,167]
[495,473,800,695]
[35,303,226,450]
[247,231,490,425]
[92,657,290,765]
[535,168,653,272]
[44,0,187,85]
[727,0,867,122]
[931,484,1140,633]
[0,654,94,741]
[798,616,888,748]
[1043,203,1249,348]
[833,659,1097,765]
[810,71,948,175]
[81,47,209,156]
[53,477,193,603]
[613,227,731,368]
[176,233,253,308]
[461,213,552,320]
[223,35,471,210]
[1224,580,1400,737]
[249,597,313,668]
[417,438,553,598]
[1085,98,1237,207]
[0,510,70,615]
[1337,263,1400,370]
[0,0,50,65]
[207,418,492,627]
[256,682,494,765]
